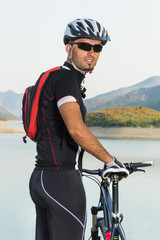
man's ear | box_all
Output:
[65,44,72,55]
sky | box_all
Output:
[0,0,160,99]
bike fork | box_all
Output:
[91,206,102,240]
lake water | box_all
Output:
[0,132,160,240]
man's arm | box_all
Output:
[59,101,113,164]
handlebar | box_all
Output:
[82,161,153,178]
[124,161,153,174]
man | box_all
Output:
[29,18,128,240]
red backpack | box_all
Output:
[22,66,61,143]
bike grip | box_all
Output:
[142,161,154,166]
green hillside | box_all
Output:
[0,116,6,121]
[86,106,160,128]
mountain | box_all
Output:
[0,103,19,120]
[85,76,160,112]
[92,85,160,109]
[0,90,23,119]
[92,76,160,100]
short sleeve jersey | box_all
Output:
[35,62,86,171]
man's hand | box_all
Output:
[103,158,129,179]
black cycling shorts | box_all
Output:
[29,169,86,240]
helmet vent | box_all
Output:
[88,28,96,38]
[85,19,94,32]
[96,22,101,33]
[77,21,85,31]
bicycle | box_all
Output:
[82,161,153,240]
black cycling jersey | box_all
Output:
[30,62,87,240]
[35,62,86,171]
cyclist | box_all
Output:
[29,18,128,240]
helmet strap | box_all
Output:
[68,54,72,63]
[72,61,86,76]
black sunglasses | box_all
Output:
[70,42,103,52]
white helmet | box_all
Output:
[64,18,110,45]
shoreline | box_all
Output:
[89,126,160,140]
[0,120,24,134]
[0,120,22,125]
[0,121,160,139]
[0,127,25,134]
[0,120,13,126]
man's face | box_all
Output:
[70,38,102,72]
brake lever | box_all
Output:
[129,168,145,174]
[136,169,145,173]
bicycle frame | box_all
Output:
[91,174,126,240]
[91,179,112,240]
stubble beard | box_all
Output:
[77,61,96,72]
